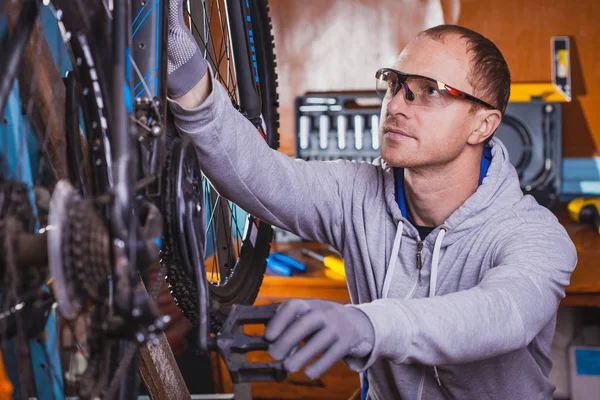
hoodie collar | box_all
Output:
[381,137,523,245]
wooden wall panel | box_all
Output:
[458,0,600,157]
[268,0,600,158]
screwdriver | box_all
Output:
[301,248,345,277]
[266,252,307,276]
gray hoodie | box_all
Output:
[169,75,577,400]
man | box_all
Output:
[166,1,577,398]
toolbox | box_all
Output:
[295,92,382,162]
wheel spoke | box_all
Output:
[189,0,239,101]
[188,1,250,287]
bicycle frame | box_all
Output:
[226,0,262,125]
[131,0,168,198]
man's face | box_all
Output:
[379,36,480,169]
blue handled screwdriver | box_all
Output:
[266,253,307,276]
[270,252,307,272]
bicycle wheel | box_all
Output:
[162,0,280,331]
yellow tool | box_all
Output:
[324,269,345,281]
[302,249,345,277]
[567,197,600,234]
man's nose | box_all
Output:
[386,84,411,116]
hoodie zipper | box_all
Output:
[415,240,426,400]
[404,239,423,300]
[416,240,424,270]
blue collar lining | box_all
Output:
[394,145,492,219]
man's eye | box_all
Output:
[425,86,440,96]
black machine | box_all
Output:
[495,101,563,210]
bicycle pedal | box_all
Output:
[214,304,287,384]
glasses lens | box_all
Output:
[404,77,454,108]
[376,69,457,108]
[376,69,400,99]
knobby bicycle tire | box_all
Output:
[163,0,280,332]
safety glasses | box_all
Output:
[375,68,497,110]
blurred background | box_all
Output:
[269,0,598,161]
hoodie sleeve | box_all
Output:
[349,221,577,369]
[168,75,360,248]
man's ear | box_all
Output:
[467,110,502,145]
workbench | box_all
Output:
[557,208,600,306]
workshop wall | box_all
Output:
[459,0,599,158]
[268,0,600,158]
